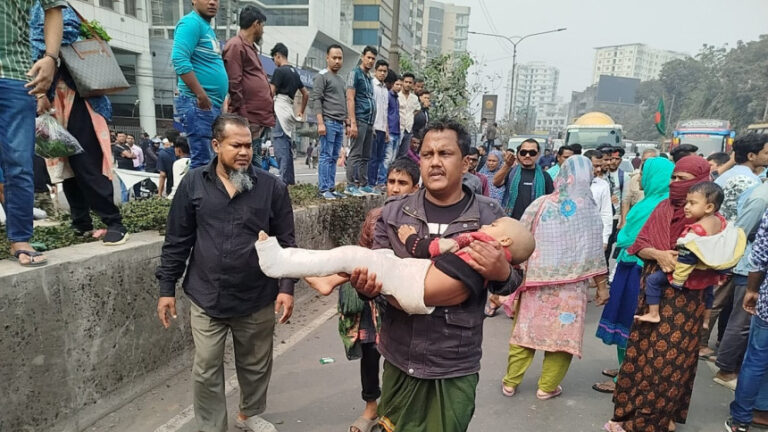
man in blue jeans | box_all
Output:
[171,0,228,168]
[310,44,347,200]
[345,46,378,196]
[726,210,768,432]
[367,59,389,193]
[378,71,401,187]
[1,0,64,266]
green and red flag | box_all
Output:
[654,98,666,135]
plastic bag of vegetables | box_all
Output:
[35,113,84,158]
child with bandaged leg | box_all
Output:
[254,216,535,314]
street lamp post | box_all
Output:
[468,28,566,124]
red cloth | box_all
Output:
[428,231,513,264]
[628,156,717,290]
[681,213,726,238]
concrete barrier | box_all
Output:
[0,198,382,432]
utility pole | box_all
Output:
[389,0,401,71]
[469,28,566,124]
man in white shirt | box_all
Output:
[167,136,191,200]
[368,59,389,192]
[585,150,612,253]
[397,72,421,158]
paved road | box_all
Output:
[91,285,733,432]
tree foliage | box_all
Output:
[627,35,768,140]
[400,53,479,125]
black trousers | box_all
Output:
[360,342,381,402]
[63,95,123,231]
[605,219,619,265]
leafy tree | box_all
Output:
[627,35,768,139]
[400,53,488,126]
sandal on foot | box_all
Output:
[593,380,616,394]
[11,250,48,267]
[536,385,563,400]
[349,416,378,432]
[604,421,627,432]
[484,302,500,317]
[501,382,516,397]
[602,368,619,378]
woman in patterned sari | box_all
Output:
[606,155,715,432]
[501,155,609,399]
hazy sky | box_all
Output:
[452,0,767,114]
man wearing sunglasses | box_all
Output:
[493,138,554,220]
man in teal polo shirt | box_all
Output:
[172,0,229,168]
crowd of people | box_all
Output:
[5,2,768,432]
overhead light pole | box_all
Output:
[469,28,567,123]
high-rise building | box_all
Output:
[419,1,469,61]
[592,43,688,84]
[349,0,414,61]
[508,61,559,123]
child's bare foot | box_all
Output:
[398,225,417,244]
[304,276,335,295]
[634,312,661,323]
[258,231,269,241]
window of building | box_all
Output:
[152,1,180,26]
[260,0,309,4]
[353,29,379,46]
[99,0,115,10]
[264,8,309,26]
[120,64,136,86]
[124,0,136,17]
[354,5,379,21]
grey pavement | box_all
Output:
[92,286,734,432]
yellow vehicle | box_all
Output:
[564,112,623,150]
[747,123,768,135]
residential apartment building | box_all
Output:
[592,43,688,84]
[419,1,469,61]
[68,0,156,135]
[534,101,569,134]
[508,61,559,122]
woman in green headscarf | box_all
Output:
[593,157,675,393]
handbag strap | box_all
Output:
[66,1,104,42]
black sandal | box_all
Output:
[11,250,48,267]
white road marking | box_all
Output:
[153,306,338,432]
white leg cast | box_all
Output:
[255,236,434,314]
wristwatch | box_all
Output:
[44,52,61,68]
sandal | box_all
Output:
[484,302,500,317]
[349,416,378,432]
[11,249,48,267]
[536,385,563,400]
[602,368,619,378]
[604,421,627,432]
[592,380,616,394]
[501,382,516,397]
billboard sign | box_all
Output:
[481,95,498,124]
